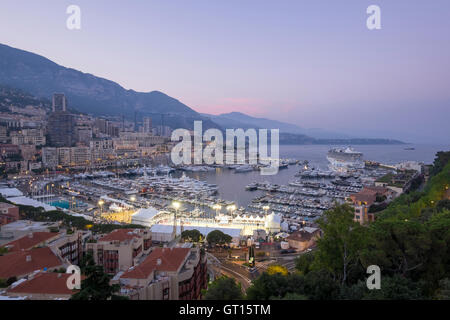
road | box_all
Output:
[206,252,252,291]
[206,248,312,291]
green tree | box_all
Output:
[362,218,431,278]
[270,292,308,300]
[246,272,290,300]
[70,254,126,300]
[181,229,203,242]
[435,278,450,300]
[295,251,315,275]
[364,275,424,300]
[302,270,340,300]
[246,273,308,300]
[0,246,8,255]
[266,265,289,276]
[6,276,17,286]
[206,230,232,246]
[203,276,243,300]
[313,204,368,286]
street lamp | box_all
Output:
[98,200,104,214]
[172,201,181,210]
[263,205,270,215]
[213,204,221,220]
[172,201,181,220]
[172,201,181,236]
[130,195,136,202]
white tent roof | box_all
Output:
[0,187,24,198]
[150,224,242,238]
[132,207,160,221]
[7,196,56,211]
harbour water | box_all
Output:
[172,144,449,207]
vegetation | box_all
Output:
[244,151,450,300]
[266,265,289,276]
[206,230,232,246]
[203,276,243,300]
[0,198,145,234]
[0,247,8,255]
[181,229,203,243]
[0,277,16,288]
[70,254,127,300]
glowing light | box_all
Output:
[213,204,222,210]
[226,205,236,211]
[172,201,181,209]
[98,200,104,206]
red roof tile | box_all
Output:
[7,272,84,296]
[121,247,190,279]
[98,229,142,243]
[287,230,319,242]
[2,232,59,253]
[0,247,63,279]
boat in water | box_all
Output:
[245,182,258,191]
[327,147,364,172]
[235,165,254,173]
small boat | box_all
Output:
[245,182,258,191]
[235,165,253,173]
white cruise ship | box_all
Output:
[327,147,364,172]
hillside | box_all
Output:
[0,43,217,130]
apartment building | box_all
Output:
[117,246,207,300]
[86,228,152,274]
[349,186,391,224]
[42,147,58,168]
[42,146,92,168]
[0,203,19,226]
[90,139,115,161]
[10,129,46,146]
[47,230,90,265]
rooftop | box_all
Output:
[7,272,83,296]
[2,232,59,252]
[121,247,190,279]
[98,228,144,243]
[287,229,319,242]
[0,247,63,279]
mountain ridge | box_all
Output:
[0,43,218,130]
[0,43,404,144]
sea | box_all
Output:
[171,144,450,208]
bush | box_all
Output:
[203,276,243,300]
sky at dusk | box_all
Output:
[0,0,449,143]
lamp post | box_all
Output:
[213,204,221,221]
[98,200,104,215]
[263,205,270,215]
[172,201,181,239]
